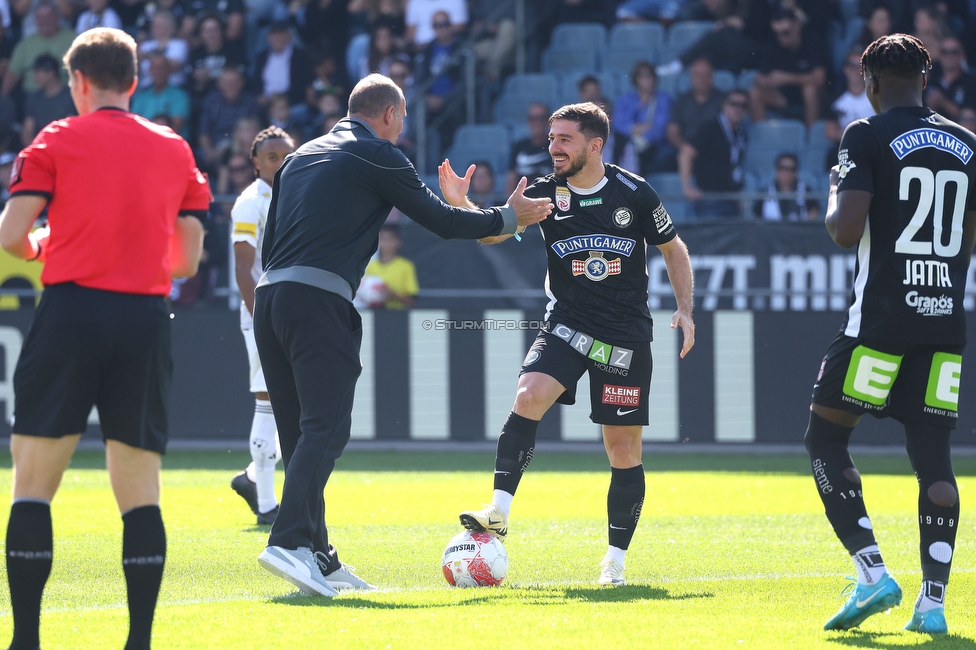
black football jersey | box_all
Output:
[836,106,976,345]
[524,164,677,343]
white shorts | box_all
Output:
[241,325,267,393]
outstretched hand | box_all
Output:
[507,176,552,229]
[671,309,695,358]
[438,159,474,208]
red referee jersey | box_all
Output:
[10,108,212,295]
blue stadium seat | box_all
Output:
[502,73,559,100]
[737,69,757,90]
[551,22,608,53]
[749,119,806,148]
[542,46,599,73]
[608,22,665,63]
[646,173,691,221]
[602,48,653,75]
[806,120,830,146]
[493,94,549,128]
[662,21,713,63]
[452,124,511,158]
[558,71,620,107]
[802,146,834,175]
[674,69,736,94]
[443,146,509,194]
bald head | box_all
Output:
[348,74,404,119]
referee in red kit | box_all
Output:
[0,28,210,650]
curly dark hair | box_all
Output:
[860,33,932,80]
[250,126,294,160]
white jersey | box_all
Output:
[231,178,272,329]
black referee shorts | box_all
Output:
[520,325,652,426]
[12,282,173,453]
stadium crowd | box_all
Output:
[1,0,975,304]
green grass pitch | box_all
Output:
[0,450,974,649]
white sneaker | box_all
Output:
[459,503,508,541]
[258,546,339,597]
[315,552,378,591]
[598,559,626,586]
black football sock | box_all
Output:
[804,412,878,555]
[122,506,166,650]
[607,465,645,551]
[905,421,958,607]
[6,500,53,650]
[492,412,539,495]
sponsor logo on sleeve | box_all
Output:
[234,222,258,237]
[616,172,638,191]
[651,204,672,233]
[837,148,857,179]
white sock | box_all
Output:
[915,580,946,612]
[491,489,513,517]
[250,399,279,513]
[852,544,887,585]
[603,546,626,568]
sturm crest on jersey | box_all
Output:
[612,207,633,228]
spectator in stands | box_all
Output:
[306,49,345,101]
[291,0,350,63]
[553,0,614,26]
[821,47,874,171]
[578,74,612,114]
[138,10,188,89]
[132,52,190,137]
[656,0,760,75]
[913,5,947,66]
[666,57,723,159]
[959,106,976,134]
[185,0,245,47]
[188,13,245,100]
[924,36,976,121]
[2,2,74,96]
[414,10,463,152]
[216,150,254,196]
[348,0,408,47]
[198,65,260,168]
[857,4,893,50]
[0,24,14,80]
[613,61,674,175]
[21,53,74,144]
[14,0,72,39]
[267,93,303,141]
[75,0,122,32]
[133,0,190,42]
[251,22,314,107]
[387,55,415,158]
[749,7,827,126]
[616,0,685,23]
[678,88,748,218]
[469,159,497,207]
[469,0,515,83]
[362,223,419,309]
[754,152,819,221]
[507,101,551,195]
[355,22,398,80]
[405,0,466,50]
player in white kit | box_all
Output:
[230,126,295,525]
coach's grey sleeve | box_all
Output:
[496,205,518,236]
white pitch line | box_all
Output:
[0,567,973,617]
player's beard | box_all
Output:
[554,149,588,180]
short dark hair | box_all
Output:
[471,159,494,175]
[549,102,610,144]
[578,75,599,89]
[380,222,401,238]
[250,126,295,159]
[348,73,403,118]
[775,152,798,168]
[861,33,932,80]
[630,60,655,87]
[63,27,137,92]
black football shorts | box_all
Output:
[812,333,963,428]
[520,324,652,426]
[12,282,173,453]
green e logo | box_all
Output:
[843,346,903,406]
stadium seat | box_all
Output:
[558,70,620,106]
[453,123,511,151]
[737,69,757,90]
[646,173,691,221]
[542,46,599,73]
[744,144,800,175]
[748,119,806,148]
[502,73,559,100]
[806,120,830,147]
[442,146,509,194]
[551,22,608,53]
[802,146,835,175]
[833,17,865,74]
[656,73,680,97]
[662,21,713,63]
[602,47,653,75]
[609,22,665,56]
[493,94,550,128]
[674,69,736,94]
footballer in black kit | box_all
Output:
[806,34,976,634]
[438,102,695,586]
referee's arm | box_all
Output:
[0,195,48,261]
[170,214,205,278]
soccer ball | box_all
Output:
[441,530,507,587]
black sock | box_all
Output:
[492,412,539,495]
[804,411,877,553]
[607,465,645,551]
[6,501,53,650]
[905,421,959,585]
[122,506,166,650]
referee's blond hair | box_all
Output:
[64,27,137,93]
